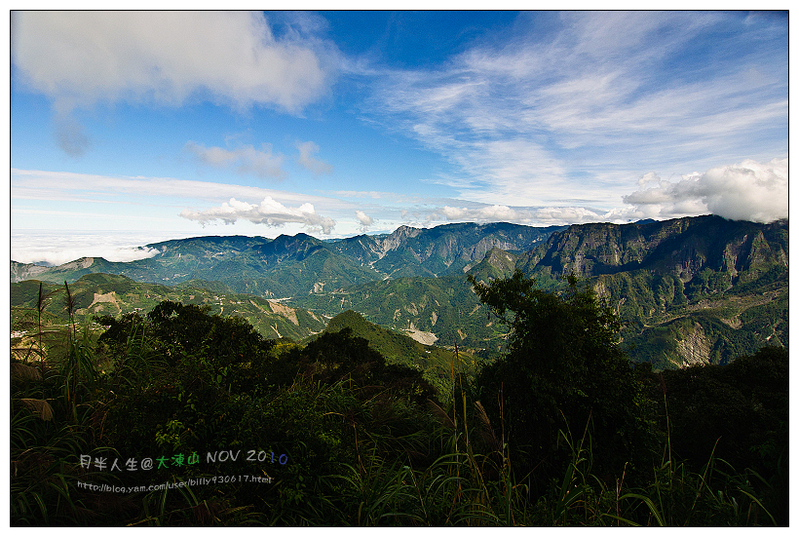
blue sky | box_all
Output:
[9,10,788,265]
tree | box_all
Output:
[274,328,437,404]
[469,270,658,487]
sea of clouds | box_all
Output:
[10,230,195,267]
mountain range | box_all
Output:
[11,215,788,369]
[12,222,564,297]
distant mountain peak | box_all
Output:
[390,224,423,238]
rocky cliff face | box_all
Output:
[519,215,787,284]
[11,261,51,282]
[675,322,712,366]
[331,222,566,277]
[489,216,788,368]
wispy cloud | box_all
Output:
[296,141,333,175]
[363,12,787,213]
[327,190,427,204]
[184,141,287,180]
[180,197,336,234]
[183,138,335,180]
[53,115,91,157]
[11,168,349,213]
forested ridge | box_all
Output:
[10,271,787,526]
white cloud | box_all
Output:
[364,12,786,210]
[532,207,615,225]
[479,205,518,220]
[437,205,518,222]
[441,206,468,220]
[623,158,788,223]
[12,11,337,153]
[434,203,637,227]
[355,210,374,226]
[11,168,314,205]
[11,230,169,266]
[354,209,376,232]
[296,141,333,175]
[180,197,336,234]
[184,141,286,179]
[12,11,335,112]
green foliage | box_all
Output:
[275,327,438,406]
[469,270,659,489]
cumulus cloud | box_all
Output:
[180,197,336,234]
[12,11,337,153]
[440,206,468,220]
[355,210,374,225]
[296,141,333,175]
[433,203,634,227]
[623,158,787,223]
[355,209,375,231]
[531,206,627,226]
[184,141,286,179]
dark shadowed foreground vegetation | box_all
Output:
[11,274,787,526]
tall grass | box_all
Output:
[11,283,113,525]
[600,377,778,526]
[313,361,780,527]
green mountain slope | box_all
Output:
[316,310,479,397]
[11,273,326,342]
[513,216,788,368]
[291,274,509,357]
